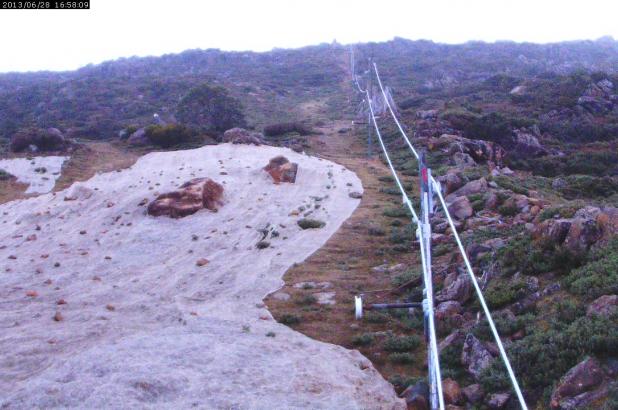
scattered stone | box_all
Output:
[314,292,336,305]
[196,258,210,267]
[106,304,116,311]
[550,357,606,409]
[256,240,270,249]
[271,292,290,301]
[26,290,38,297]
[349,191,363,199]
[53,311,63,322]
[436,274,472,304]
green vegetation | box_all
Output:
[297,218,325,229]
[351,333,374,346]
[565,238,618,299]
[176,84,245,135]
[484,279,528,309]
[388,352,415,364]
[279,314,300,325]
[145,124,197,148]
[383,335,421,352]
[263,122,311,137]
[0,169,12,181]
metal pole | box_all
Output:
[419,153,445,410]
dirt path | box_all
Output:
[266,112,426,383]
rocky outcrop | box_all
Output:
[550,357,606,409]
[586,295,618,317]
[442,378,463,405]
[147,177,224,218]
[10,127,72,152]
[264,156,298,184]
[461,334,492,380]
[429,134,505,166]
[462,384,484,404]
[486,393,510,409]
[223,128,265,145]
[533,206,617,255]
[577,79,615,115]
[446,178,488,201]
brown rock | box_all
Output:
[263,156,299,184]
[550,357,605,409]
[442,378,462,405]
[53,311,63,322]
[447,178,488,200]
[447,196,473,220]
[196,258,210,267]
[401,380,429,409]
[26,290,38,297]
[148,178,224,218]
[436,274,472,304]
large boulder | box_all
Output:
[10,127,70,152]
[442,378,463,405]
[222,128,265,145]
[550,357,606,409]
[263,156,298,184]
[147,178,224,218]
[461,334,492,380]
[431,134,505,166]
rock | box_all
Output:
[53,311,63,322]
[263,156,299,184]
[10,127,71,152]
[147,178,224,218]
[462,334,492,380]
[577,96,613,115]
[401,380,429,409]
[128,128,148,146]
[563,217,602,255]
[222,128,265,145]
[586,295,618,317]
[348,191,363,199]
[447,196,473,220]
[196,258,210,267]
[452,152,476,168]
[438,171,465,195]
[442,378,462,405]
[487,392,510,409]
[512,129,548,157]
[550,357,606,409]
[533,219,572,245]
[435,301,462,320]
[439,330,464,353]
[462,384,484,404]
[597,207,618,239]
[447,178,487,200]
[437,274,472,304]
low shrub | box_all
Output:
[297,218,325,229]
[388,352,415,364]
[279,314,300,325]
[565,238,618,299]
[145,124,196,148]
[264,122,312,137]
[383,335,421,352]
[484,279,528,309]
[351,333,374,346]
[383,207,410,218]
[0,169,12,181]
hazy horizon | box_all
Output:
[1,0,618,73]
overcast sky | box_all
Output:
[1,0,617,73]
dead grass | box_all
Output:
[265,115,427,382]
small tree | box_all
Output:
[176,84,245,136]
